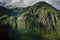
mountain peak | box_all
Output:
[29,1,58,13]
[32,1,50,6]
[35,1,47,4]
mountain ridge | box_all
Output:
[0,2,60,40]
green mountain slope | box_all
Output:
[0,2,60,40]
[17,2,60,40]
[18,2,60,31]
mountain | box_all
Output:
[0,6,28,40]
[0,2,7,7]
[17,2,60,40]
[0,2,60,40]
[17,2,60,31]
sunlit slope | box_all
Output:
[17,2,60,40]
[0,6,16,29]
[18,2,60,31]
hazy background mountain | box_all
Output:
[0,2,7,6]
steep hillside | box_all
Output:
[18,2,60,31]
[0,2,60,40]
[17,2,60,40]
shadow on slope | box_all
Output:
[0,23,21,40]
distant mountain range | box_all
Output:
[0,2,60,40]
[0,2,7,7]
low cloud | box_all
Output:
[0,0,60,10]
